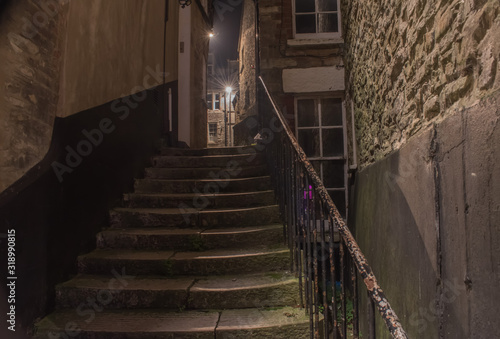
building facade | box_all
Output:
[239,0,350,218]
[207,56,238,147]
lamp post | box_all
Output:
[225,86,232,146]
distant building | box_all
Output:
[238,0,348,217]
[207,55,238,147]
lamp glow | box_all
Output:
[225,86,232,93]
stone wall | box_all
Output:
[0,0,67,192]
[237,0,257,126]
[208,111,226,147]
[343,0,500,167]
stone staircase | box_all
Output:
[34,146,311,338]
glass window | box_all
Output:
[209,123,217,143]
[294,0,340,37]
[206,94,213,110]
[296,96,347,218]
[214,94,220,110]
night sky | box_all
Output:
[209,0,243,67]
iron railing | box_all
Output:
[257,76,408,339]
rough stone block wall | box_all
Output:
[0,0,67,191]
[237,0,257,126]
[343,0,500,167]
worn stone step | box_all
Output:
[97,224,284,250]
[34,307,311,339]
[216,307,312,338]
[144,164,268,179]
[188,271,300,309]
[152,153,265,168]
[109,205,280,229]
[160,146,257,156]
[55,275,192,310]
[134,176,272,194]
[78,247,290,276]
[34,309,220,339]
[123,190,275,209]
[54,271,299,310]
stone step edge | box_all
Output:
[56,271,297,293]
[111,204,279,215]
[34,306,310,336]
[124,190,274,199]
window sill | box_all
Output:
[287,38,344,47]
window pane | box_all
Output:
[318,0,337,12]
[328,190,346,218]
[322,160,344,188]
[310,160,322,177]
[296,14,316,34]
[318,13,338,33]
[297,99,318,127]
[214,94,220,110]
[207,94,213,110]
[322,128,344,157]
[295,0,315,12]
[298,129,320,157]
[321,98,343,126]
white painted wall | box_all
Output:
[282,67,345,93]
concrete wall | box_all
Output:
[353,96,500,338]
[343,0,500,167]
[0,0,68,192]
[58,0,167,117]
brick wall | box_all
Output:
[343,0,500,167]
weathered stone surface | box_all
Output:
[124,190,275,209]
[144,165,268,180]
[98,224,283,250]
[189,272,300,309]
[216,307,311,338]
[152,153,265,168]
[35,309,220,339]
[109,205,280,229]
[343,0,500,168]
[172,247,290,275]
[56,275,193,309]
[134,176,272,194]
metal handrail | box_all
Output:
[258,76,408,338]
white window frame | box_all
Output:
[294,95,348,217]
[292,0,342,39]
